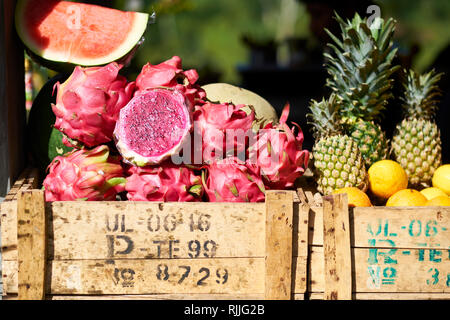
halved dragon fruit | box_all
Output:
[113,88,193,166]
[135,56,206,107]
[203,157,265,202]
[125,162,203,202]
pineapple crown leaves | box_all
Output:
[401,68,444,121]
[307,94,344,139]
[324,12,400,123]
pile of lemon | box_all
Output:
[333,162,450,207]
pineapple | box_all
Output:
[391,69,444,187]
[308,94,368,195]
[323,12,399,167]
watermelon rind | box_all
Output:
[15,0,149,71]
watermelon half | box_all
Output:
[15,0,149,71]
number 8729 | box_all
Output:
[156,264,229,286]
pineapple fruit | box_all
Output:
[308,94,368,195]
[391,69,444,187]
[323,12,399,167]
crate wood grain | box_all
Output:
[322,194,352,300]
[2,186,304,300]
[2,170,450,300]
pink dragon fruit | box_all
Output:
[203,157,265,202]
[193,102,257,163]
[135,56,206,107]
[52,62,135,148]
[125,162,203,201]
[43,145,126,201]
[113,88,193,167]
[249,103,309,189]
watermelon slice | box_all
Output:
[15,0,149,71]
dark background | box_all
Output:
[28,0,450,162]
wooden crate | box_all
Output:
[1,170,450,300]
[1,0,449,301]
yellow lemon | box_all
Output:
[386,189,428,207]
[333,187,372,207]
[368,160,408,200]
[425,196,450,207]
[432,164,450,195]
[420,187,448,200]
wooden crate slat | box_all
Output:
[293,203,310,297]
[49,293,265,300]
[50,201,266,260]
[1,201,18,261]
[308,206,450,249]
[322,194,352,300]
[1,168,39,261]
[6,244,450,296]
[306,246,450,294]
[3,201,266,261]
[264,190,294,300]
[5,258,265,295]
[3,293,265,300]
[306,292,450,300]
[3,168,30,201]
[6,199,447,261]
[17,190,46,300]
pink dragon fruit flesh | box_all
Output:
[113,88,193,167]
[125,162,203,202]
[52,62,135,148]
[43,145,126,201]
[249,103,309,189]
[135,55,206,107]
[193,102,257,163]
[203,157,265,202]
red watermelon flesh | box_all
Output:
[15,0,149,67]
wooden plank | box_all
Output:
[0,0,26,198]
[2,260,16,296]
[305,246,450,294]
[2,260,17,295]
[17,190,46,300]
[307,207,450,249]
[4,193,449,261]
[3,168,30,201]
[296,188,321,207]
[5,245,450,296]
[304,191,317,207]
[1,201,18,262]
[49,201,265,260]
[0,293,264,300]
[293,203,310,298]
[50,293,264,300]
[322,193,352,300]
[264,190,294,300]
[1,168,37,268]
[48,201,265,260]
[296,188,308,205]
[4,258,264,295]
[306,292,450,300]
[2,201,266,261]
[350,207,450,249]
